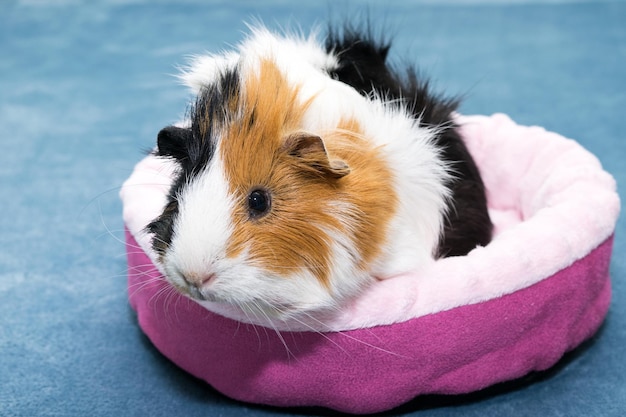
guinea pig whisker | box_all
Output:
[149,283,178,315]
[283,313,350,357]
[114,250,141,260]
[94,229,136,247]
[257,303,299,362]
[105,262,160,290]
[252,303,281,353]
[126,270,163,284]
[239,300,268,338]
[126,263,164,278]
[128,279,161,299]
[171,287,187,323]
[147,282,168,305]
[163,285,186,324]
[82,180,174,223]
[126,264,161,277]
[236,302,264,350]
[300,312,410,359]
[79,184,125,218]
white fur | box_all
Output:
[202,229,366,320]
[161,148,234,297]
[179,51,240,93]
[364,105,452,277]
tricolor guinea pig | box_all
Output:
[147,25,492,319]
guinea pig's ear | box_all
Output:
[282,131,350,179]
[156,126,191,161]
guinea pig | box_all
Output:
[146,25,492,320]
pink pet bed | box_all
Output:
[121,113,619,414]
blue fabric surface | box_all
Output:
[1,1,624,416]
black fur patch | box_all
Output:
[326,26,493,257]
[146,68,241,256]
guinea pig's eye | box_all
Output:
[247,189,271,218]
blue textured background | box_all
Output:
[1,1,624,416]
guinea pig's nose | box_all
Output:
[200,274,217,301]
[200,273,216,287]
[182,272,216,301]
[183,271,216,287]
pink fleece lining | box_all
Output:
[122,113,619,413]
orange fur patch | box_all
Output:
[221,59,397,288]
[325,119,398,270]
